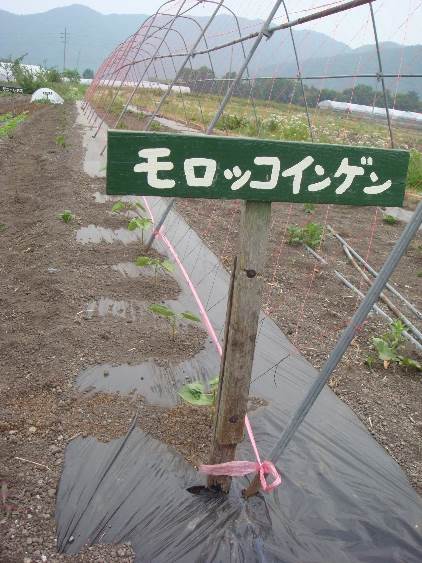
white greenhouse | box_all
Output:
[318,100,422,125]
[31,88,64,104]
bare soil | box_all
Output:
[176,197,422,494]
[0,101,207,562]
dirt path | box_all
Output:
[0,103,206,562]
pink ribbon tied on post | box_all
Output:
[199,415,282,493]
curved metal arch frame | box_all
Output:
[89,0,184,131]
[112,0,212,131]
[110,11,218,83]
[91,24,195,134]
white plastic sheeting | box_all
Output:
[96,79,190,93]
[318,100,422,124]
[31,88,64,104]
[0,62,41,82]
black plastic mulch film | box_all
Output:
[57,197,422,562]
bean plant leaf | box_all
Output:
[399,356,422,371]
[127,217,143,231]
[209,376,219,390]
[128,217,152,231]
[149,303,175,319]
[178,383,214,406]
[161,259,175,272]
[112,201,126,213]
[372,338,398,362]
[135,256,153,267]
[181,311,201,322]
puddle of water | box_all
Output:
[93,191,145,205]
[112,262,144,278]
[76,224,145,244]
[84,297,137,320]
[77,362,178,405]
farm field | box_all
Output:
[0,92,421,560]
[0,98,209,561]
[92,86,422,193]
[94,86,422,152]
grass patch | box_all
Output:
[287,222,323,249]
[0,112,13,123]
[55,134,66,148]
[0,112,28,137]
[382,214,398,225]
[59,210,74,223]
[407,149,422,193]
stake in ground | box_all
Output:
[107,129,412,495]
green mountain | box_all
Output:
[0,4,351,75]
[0,4,420,98]
[259,42,422,97]
[0,5,148,72]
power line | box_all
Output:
[60,27,68,71]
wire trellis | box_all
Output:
[83,0,422,469]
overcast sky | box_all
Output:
[1,1,421,48]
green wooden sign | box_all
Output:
[107,130,409,206]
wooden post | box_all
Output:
[207,200,271,493]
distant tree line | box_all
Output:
[179,66,422,113]
[0,55,95,93]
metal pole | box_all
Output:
[305,244,422,351]
[282,1,314,141]
[62,27,67,72]
[244,200,422,497]
[369,2,394,148]
[119,0,376,72]
[142,0,225,249]
[272,200,422,466]
[189,73,422,82]
[327,225,422,320]
[145,0,225,129]
[206,0,285,134]
[113,1,188,132]
[145,198,175,251]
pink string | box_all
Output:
[142,197,282,493]
[200,416,281,492]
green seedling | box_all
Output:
[417,270,422,278]
[179,376,219,407]
[148,303,200,340]
[55,134,66,148]
[149,120,162,131]
[303,203,315,214]
[372,320,421,371]
[59,210,74,223]
[128,217,153,244]
[365,355,376,369]
[135,256,174,284]
[287,222,323,249]
[382,214,397,225]
[0,223,6,233]
[111,200,151,244]
[111,200,146,214]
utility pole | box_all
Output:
[60,28,68,72]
